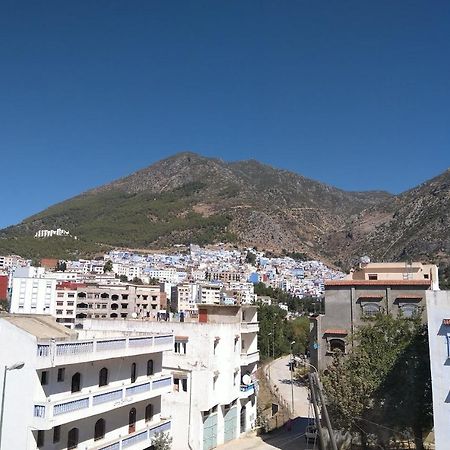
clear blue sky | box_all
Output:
[1,0,449,228]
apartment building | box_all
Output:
[426,290,450,449]
[81,304,259,450]
[10,267,57,315]
[0,314,174,450]
[55,283,78,327]
[310,261,438,371]
[198,283,222,305]
[205,271,242,283]
[171,282,199,314]
[75,284,167,321]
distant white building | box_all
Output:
[34,228,71,238]
[427,290,450,449]
[198,283,222,305]
[82,304,259,450]
[0,314,174,450]
[10,267,57,315]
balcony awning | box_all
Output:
[323,329,348,336]
[175,336,189,341]
[396,295,422,300]
[358,295,383,300]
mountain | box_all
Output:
[0,152,448,267]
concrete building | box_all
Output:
[0,314,173,450]
[171,282,199,314]
[10,267,57,316]
[310,261,438,371]
[198,283,222,305]
[81,304,259,450]
[426,290,450,450]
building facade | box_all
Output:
[0,314,174,450]
[310,262,438,371]
[81,304,259,450]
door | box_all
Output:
[202,412,217,450]
[71,373,81,393]
[129,408,136,434]
[199,308,207,323]
[240,405,247,433]
[224,406,238,442]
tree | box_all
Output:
[132,277,143,285]
[103,260,113,273]
[56,260,67,272]
[152,432,172,450]
[119,275,128,282]
[322,314,432,449]
[245,251,257,265]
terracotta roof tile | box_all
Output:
[325,280,431,287]
[323,328,348,336]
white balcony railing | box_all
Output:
[240,350,259,365]
[36,335,173,367]
[240,322,259,333]
[94,420,171,450]
[33,376,172,425]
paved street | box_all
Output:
[267,355,312,419]
[218,356,318,450]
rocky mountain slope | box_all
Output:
[0,152,448,266]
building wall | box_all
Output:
[0,274,8,301]
[427,290,450,450]
[10,277,57,315]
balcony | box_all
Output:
[240,350,259,365]
[240,382,256,399]
[93,419,171,450]
[33,375,172,429]
[36,334,174,369]
[240,322,259,333]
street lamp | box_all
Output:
[0,362,25,450]
[290,341,295,417]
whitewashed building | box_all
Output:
[0,314,173,450]
[81,304,259,450]
[10,267,57,315]
[427,290,450,449]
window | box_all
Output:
[424,274,429,279]
[368,274,378,280]
[94,419,105,441]
[57,293,64,298]
[67,428,79,449]
[147,359,154,376]
[53,426,61,443]
[174,341,187,354]
[129,408,136,434]
[400,304,419,318]
[57,368,65,382]
[41,371,48,386]
[362,303,380,317]
[56,309,63,315]
[182,378,188,392]
[71,372,81,393]
[131,363,137,383]
[145,404,154,422]
[99,367,108,387]
[37,430,45,447]
[173,378,180,392]
[329,339,345,354]
[57,301,63,306]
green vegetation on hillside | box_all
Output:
[0,182,237,259]
[254,282,323,313]
[258,304,310,359]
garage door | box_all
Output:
[224,406,238,442]
[203,412,217,450]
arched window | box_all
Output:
[131,362,137,383]
[99,368,108,387]
[110,313,118,318]
[329,339,345,354]
[400,304,419,318]
[145,404,153,422]
[129,408,136,434]
[94,419,105,441]
[362,303,381,317]
[147,359,154,376]
[67,428,79,449]
[71,372,81,393]
[111,303,119,310]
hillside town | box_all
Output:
[0,244,448,450]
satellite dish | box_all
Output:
[360,256,371,264]
[131,312,138,319]
[242,374,252,385]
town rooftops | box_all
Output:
[0,314,77,340]
[325,279,431,287]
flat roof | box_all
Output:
[0,314,77,340]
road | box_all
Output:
[267,355,312,419]
[218,356,318,450]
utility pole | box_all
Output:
[309,373,325,450]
